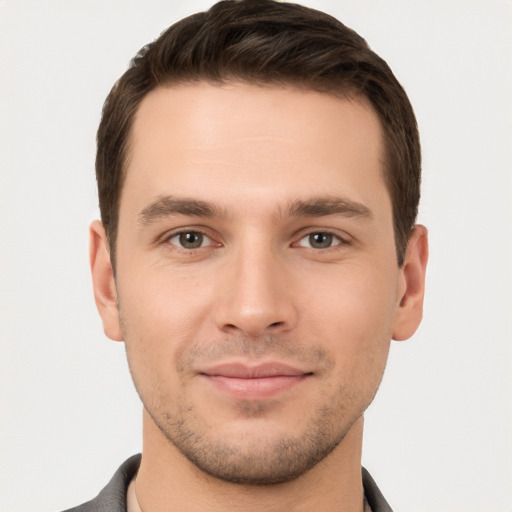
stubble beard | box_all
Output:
[146,386,358,485]
[123,333,378,486]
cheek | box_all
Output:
[116,269,215,402]
[302,262,397,384]
[119,265,214,340]
[304,260,399,336]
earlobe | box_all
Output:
[89,220,123,342]
[392,225,429,341]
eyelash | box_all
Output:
[294,231,350,250]
[161,229,219,251]
[160,228,350,252]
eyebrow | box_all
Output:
[137,194,372,225]
[138,196,223,225]
[286,196,373,219]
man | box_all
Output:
[71,0,428,510]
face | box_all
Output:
[92,82,426,485]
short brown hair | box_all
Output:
[96,0,420,267]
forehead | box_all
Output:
[122,81,388,216]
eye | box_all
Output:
[296,232,344,249]
[167,231,211,249]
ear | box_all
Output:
[89,220,123,341]
[392,225,429,341]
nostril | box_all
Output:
[269,321,284,328]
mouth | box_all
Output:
[199,362,313,400]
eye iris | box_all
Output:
[179,232,203,248]
[309,233,332,248]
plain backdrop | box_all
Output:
[1,1,511,511]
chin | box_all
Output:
[150,401,357,486]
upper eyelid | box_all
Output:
[167,231,212,242]
[155,226,352,246]
[294,228,352,242]
[295,232,346,247]
[157,226,217,242]
[299,229,344,237]
[161,230,220,252]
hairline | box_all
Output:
[108,78,401,271]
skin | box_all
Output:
[90,82,428,512]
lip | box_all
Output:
[199,362,312,400]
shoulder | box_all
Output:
[362,467,394,512]
[60,454,141,512]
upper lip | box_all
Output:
[200,362,311,379]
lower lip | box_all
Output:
[204,374,308,400]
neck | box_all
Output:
[135,410,366,512]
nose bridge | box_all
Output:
[215,232,297,336]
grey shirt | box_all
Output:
[62,454,393,512]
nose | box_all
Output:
[213,244,298,338]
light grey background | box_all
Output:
[1,1,511,511]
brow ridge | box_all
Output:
[286,196,373,219]
[138,196,220,224]
[138,194,372,225]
